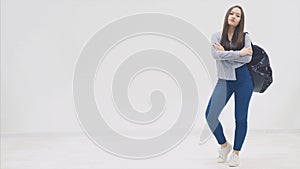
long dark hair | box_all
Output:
[220,5,245,50]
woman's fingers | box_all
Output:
[214,43,224,51]
[246,48,253,55]
[240,48,253,56]
[213,44,219,49]
[249,48,253,55]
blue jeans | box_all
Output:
[205,64,253,151]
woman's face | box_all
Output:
[228,7,241,27]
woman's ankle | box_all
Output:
[221,142,228,148]
[233,150,240,155]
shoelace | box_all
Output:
[230,154,238,162]
[218,148,225,158]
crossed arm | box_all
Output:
[211,33,253,63]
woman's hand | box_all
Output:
[213,43,225,51]
[239,47,253,56]
[213,43,253,57]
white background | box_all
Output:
[1,0,300,134]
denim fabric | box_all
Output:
[205,64,253,151]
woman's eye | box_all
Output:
[229,12,233,15]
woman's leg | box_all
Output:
[233,72,253,151]
[205,79,234,145]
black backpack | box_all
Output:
[244,33,273,93]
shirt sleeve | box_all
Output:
[211,32,252,63]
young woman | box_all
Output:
[205,5,253,167]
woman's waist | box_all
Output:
[235,64,251,79]
[235,63,247,71]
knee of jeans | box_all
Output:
[205,112,218,124]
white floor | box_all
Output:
[1,130,300,169]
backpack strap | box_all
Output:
[244,32,253,47]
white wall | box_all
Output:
[1,0,300,134]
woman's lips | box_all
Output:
[230,19,235,22]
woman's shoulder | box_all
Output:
[211,31,222,42]
[212,31,222,37]
[244,32,251,41]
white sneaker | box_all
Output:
[217,143,232,163]
[228,153,240,167]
